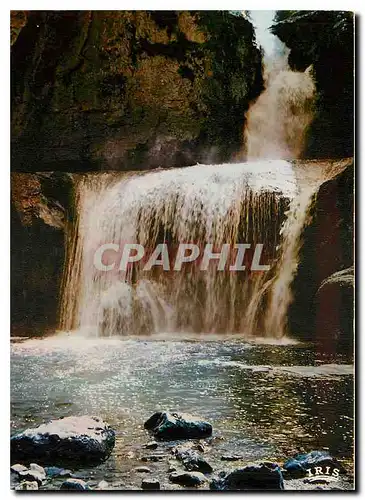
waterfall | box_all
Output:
[59,11,348,339]
[245,11,315,160]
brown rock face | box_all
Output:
[288,163,354,353]
[11,173,74,335]
[11,11,263,171]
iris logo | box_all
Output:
[305,466,340,483]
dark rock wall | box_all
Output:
[11,10,263,171]
[11,173,73,335]
[272,11,354,159]
[288,164,354,353]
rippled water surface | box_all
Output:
[11,333,354,489]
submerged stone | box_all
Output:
[283,451,344,478]
[174,444,213,473]
[210,462,284,490]
[144,411,212,440]
[11,415,115,466]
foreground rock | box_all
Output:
[11,416,115,466]
[174,444,213,473]
[169,471,207,487]
[283,451,344,478]
[144,411,212,440]
[60,478,91,490]
[210,463,284,490]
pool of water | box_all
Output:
[11,332,354,489]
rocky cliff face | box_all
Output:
[272,11,354,159]
[11,173,73,335]
[288,163,354,353]
[11,11,263,171]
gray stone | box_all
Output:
[144,411,212,440]
[175,444,213,473]
[11,415,115,466]
[29,463,46,479]
[169,471,207,486]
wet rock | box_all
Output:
[169,471,207,487]
[141,478,160,490]
[210,462,284,490]
[15,481,38,490]
[283,451,344,479]
[11,463,27,474]
[174,444,213,473]
[60,478,91,490]
[45,466,72,478]
[221,455,243,461]
[144,411,212,440]
[145,440,158,449]
[135,466,152,473]
[11,415,115,466]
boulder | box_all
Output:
[11,415,115,466]
[144,411,212,440]
[60,479,91,490]
[210,462,284,490]
[169,471,207,487]
[141,478,160,490]
[283,451,344,478]
[174,444,213,473]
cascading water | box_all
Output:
[60,161,294,336]
[59,11,348,339]
[245,11,316,160]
